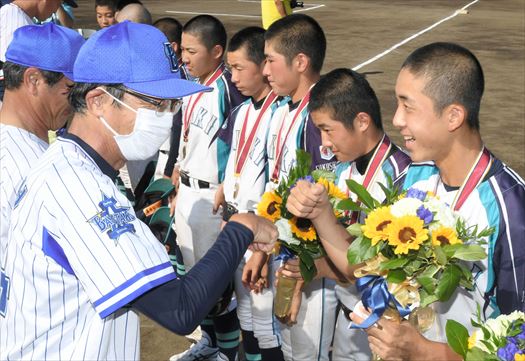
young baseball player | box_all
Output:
[283,68,411,360]
[351,42,525,360]
[263,14,338,361]
[170,15,246,361]
[95,0,117,29]
[0,21,277,361]
[0,23,84,264]
[216,26,284,361]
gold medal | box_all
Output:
[233,181,240,199]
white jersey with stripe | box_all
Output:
[223,94,279,212]
[0,3,33,62]
[177,66,244,184]
[400,159,525,343]
[0,124,48,262]
[0,137,176,360]
[266,96,336,186]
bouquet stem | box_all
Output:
[274,274,297,319]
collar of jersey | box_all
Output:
[60,131,119,181]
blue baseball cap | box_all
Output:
[73,21,210,99]
[5,23,84,79]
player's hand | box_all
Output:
[278,258,302,280]
[242,250,269,291]
[286,180,331,221]
[253,261,269,293]
[350,305,431,361]
[171,167,180,189]
[230,213,278,252]
[213,183,225,215]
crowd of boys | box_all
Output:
[0,1,523,361]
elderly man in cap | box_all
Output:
[0,22,84,261]
[0,21,277,361]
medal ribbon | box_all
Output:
[435,146,492,211]
[271,92,311,182]
[234,91,277,177]
[348,135,392,224]
[182,64,225,142]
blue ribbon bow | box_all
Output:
[275,244,295,263]
[350,275,412,329]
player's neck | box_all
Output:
[12,0,36,18]
[0,91,49,142]
[252,84,272,103]
[69,116,126,170]
[198,62,223,84]
[436,132,483,187]
[289,72,320,103]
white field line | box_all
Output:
[352,0,480,70]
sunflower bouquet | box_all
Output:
[258,150,346,318]
[341,179,494,331]
[446,309,525,361]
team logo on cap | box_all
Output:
[164,42,180,73]
[88,194,136,245]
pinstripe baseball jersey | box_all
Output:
[0,133,176,360]
[0,3,33,62]
[0,124,48,263]
[177,63,245,184]
[221,92,279,212]
[266,95,337,186]
[400,156,525,342]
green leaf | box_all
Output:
[345,179,377,209]
[442,244,463,258]
[419,290,439,307]
[379,257,408,271]
[347,235,370,265]
[453,245,487,261]
[466,348,498,361]
[445,319,469,358]
[337,198,367,213]
[312,169,336,182]
[386,269,406,284]
[346,223,363,237]
[433,246,448,266]
[418,264,439,279]
[300,251,314,269]
[300,260,316,283]
[416,276,436,294]
[435,264,461,301]
[403,259,422,276]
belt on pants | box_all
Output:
[180,171,210,189]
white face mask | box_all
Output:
[97,88,174,161]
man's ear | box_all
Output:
[294,53,310,73]
[354,112,372,133]
[23,68,42,95]
[212,44,224,60]
[171,41,180,56]
[85,88,107,116]
[445,103,467,132]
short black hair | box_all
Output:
[228,27,266,65]
[116,0,141,11]
[68,83,125,114]
[265,14,326,74]
[183,15,227,51]
[3,62,64,90]
[402,42,484,130]
[309,68,383,131]
[154,17,183,45]
[95,0,117,10]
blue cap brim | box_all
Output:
[124,78,211,99]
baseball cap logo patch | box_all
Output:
[163,42,179,73]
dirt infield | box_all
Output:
[70,0,524,359]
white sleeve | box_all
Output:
[0,5,33,62]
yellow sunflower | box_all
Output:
[431,226,461,246]
[289,217,317,242]
[362,206,394,246]
[467,331,477,350]
[387,215,428,255]
[257,191,282,222]
[515,354,525,361]
[317,177,347,199]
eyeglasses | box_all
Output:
[121,87,182,114]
